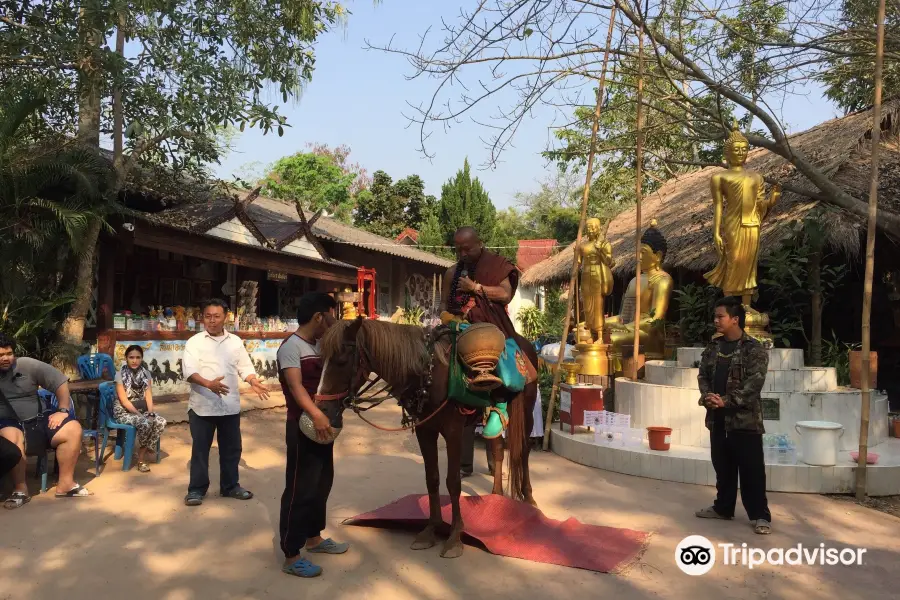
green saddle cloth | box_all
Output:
[446,323,525,409]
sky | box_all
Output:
[214,0,846,210]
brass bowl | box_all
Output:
[560,362,582,385]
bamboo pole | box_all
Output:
[855,0,887,501]
[631,29,644,380]
[543,7,618,451]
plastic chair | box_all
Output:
[33,390,57,493]
[76,353,116,380]
[98,382,160,472]
[39,388,101,478]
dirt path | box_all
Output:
[1,406,897,599]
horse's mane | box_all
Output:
[320,319,431,385]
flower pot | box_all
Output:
[647,426,672,451]
[849,350,877,390]
[795,421,843,466]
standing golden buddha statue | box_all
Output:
[704,124,780,340]
[572,217,615,377]
[604,220,673,366]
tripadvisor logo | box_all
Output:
[676,536,867,574]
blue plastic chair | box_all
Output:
[98,382,160,472]
[76,353,116,380]
[38,388,101,478]
[33,390,57,493]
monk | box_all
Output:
[440,227,536,438]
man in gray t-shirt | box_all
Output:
[0,334,92,507]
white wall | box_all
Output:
[281,236,322,259]
[207,218,262,247]
[510,285,543,336]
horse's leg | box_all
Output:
[411,425,442,551]
[440,410,466,558]
[490,437,504,495]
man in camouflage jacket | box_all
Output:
[695,296,772,534]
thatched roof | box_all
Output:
[522,100,900,287]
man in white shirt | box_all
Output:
[182,299,269,506]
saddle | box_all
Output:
[433,323,537,410]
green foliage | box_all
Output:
[0,95,114,357]
[516,306,548,341]
[354,172,435,238]
[674,284,720,345]
[759,220,848,348]
[262,152,357,220]
[821,0,900,113]
[398,305,426,327]
[542,285,569,339]
[822,331,858,387]
[418,159,513,260]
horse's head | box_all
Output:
[316,317,367,406]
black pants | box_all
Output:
[280,418,335,557]
[461,423,495,475]
[710,420,772,522]
[188,410,242,495]
[0,436,21,480]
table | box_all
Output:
[69,378,108,431]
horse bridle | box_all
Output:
[313,329,443,430]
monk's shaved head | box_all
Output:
[453,226,480,242]
[453,226,484,265]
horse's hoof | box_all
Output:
[411,527,438,550]
[440,539,464,559]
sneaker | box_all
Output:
[695,506,732,520]
[184,491,204,506]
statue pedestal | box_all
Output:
[574,341,610,377]
[745,306,773,346]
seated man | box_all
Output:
[0,333,91,507]
[441,227,536,438]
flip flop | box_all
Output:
[137,462,151,473]
[282,557,322,578]
[223,486,253,500]
[56,484,92,498]
[754,519,772,534]
[307,538,350,554]
[4,491,30,509]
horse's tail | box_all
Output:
[507,386,527,502]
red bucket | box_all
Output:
[647,426,672,451]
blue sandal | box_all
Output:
[282,557,322,578]
[307,538,350,554]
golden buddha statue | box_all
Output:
[604,219,673,362]
[338,288,359,320]
[576,217,615,342]
[704,124,780,340]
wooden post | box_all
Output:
[542,7,617,450]
[856,0,887,501]
[632,29,644,380]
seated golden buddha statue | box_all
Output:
[604,219,673,360]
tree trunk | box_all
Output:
[809,245,823,367]
[59,6,105,348]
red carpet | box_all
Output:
[346,494,651,573]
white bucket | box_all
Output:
[794,421,844,466]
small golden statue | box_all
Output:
[604,219,673,364]
[576,217,615,342]
[337,288,359,320]
[572,218,615,377]
[704,123,780,340]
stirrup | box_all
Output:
[482,403,508,439]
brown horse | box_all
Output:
[317,317,538,558]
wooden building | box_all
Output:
[90,187,451,401]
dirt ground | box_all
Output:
[2,405,898,600]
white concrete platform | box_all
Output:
[550,427,900,496]
[614,377,890,451]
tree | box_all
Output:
[821,0,900,113]
[418,159,513,260]
[1,0,344,347]
[305,142,372,194]
[393,174,435,231]
[0,94,114,356]
[262,152,357,220]
[368,0,900,240]
[354,172,436,237]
